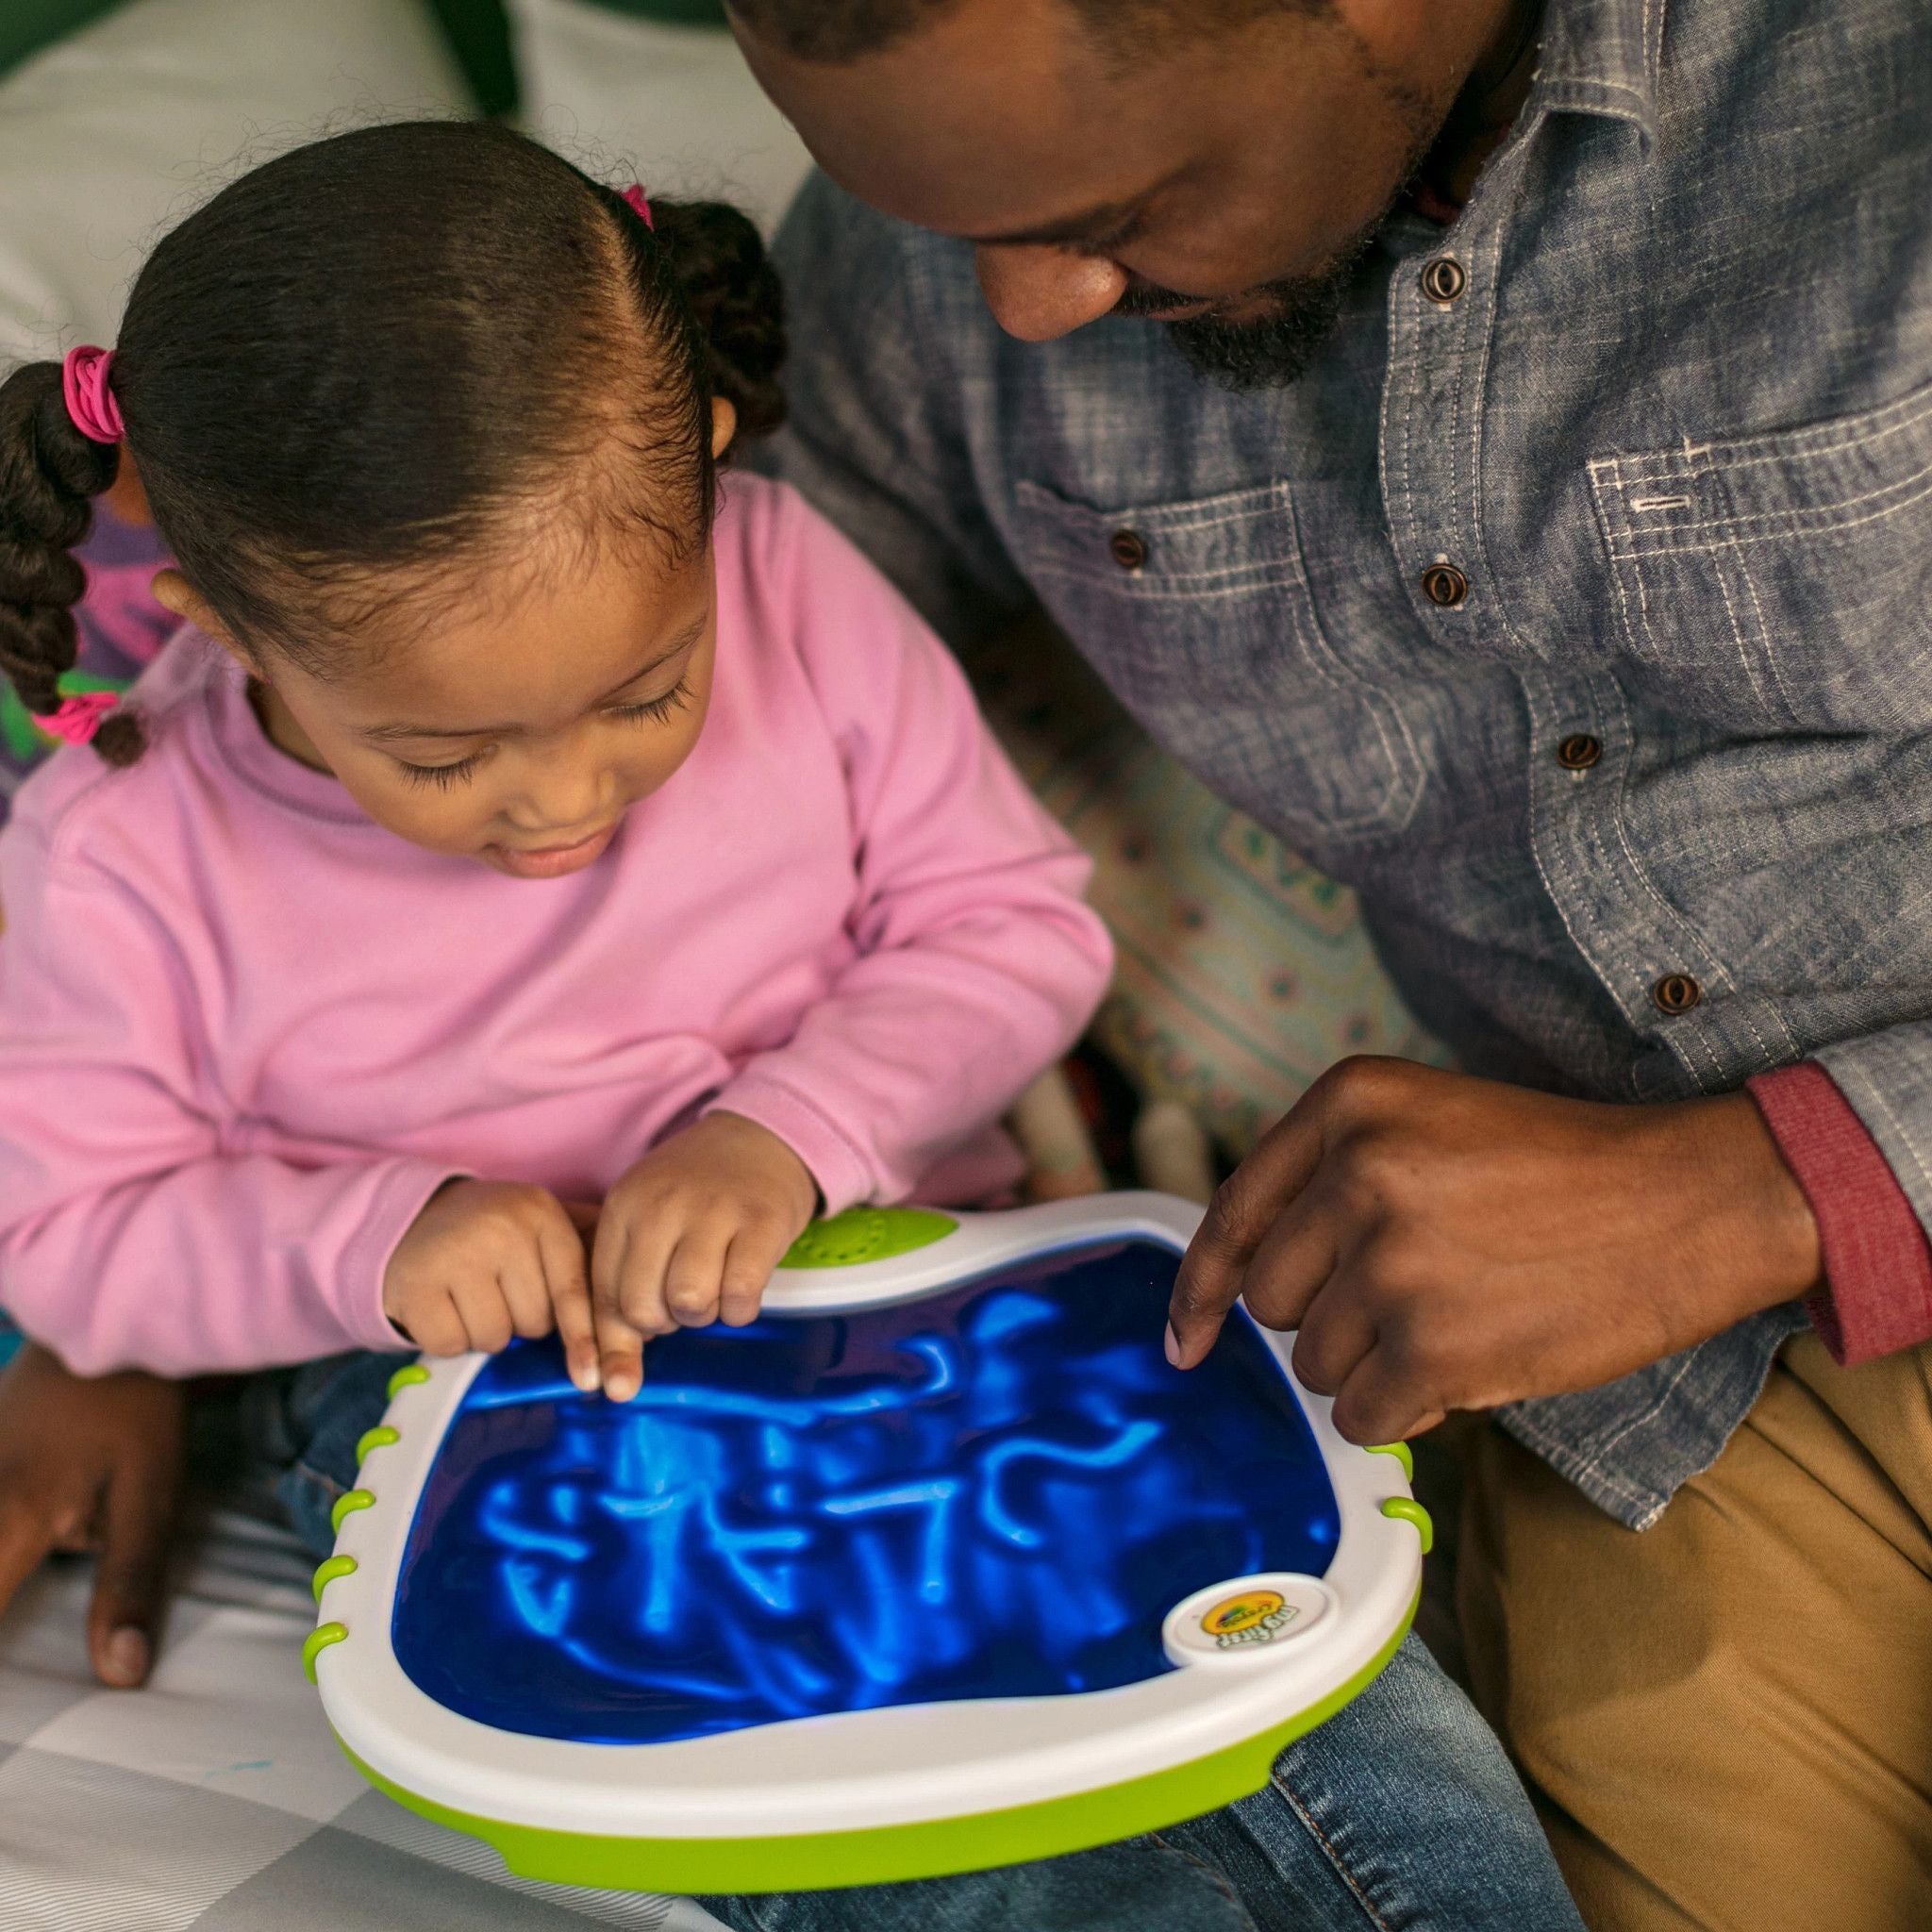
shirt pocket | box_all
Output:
[1589,376,1932,732]
[1009,478,1424,844]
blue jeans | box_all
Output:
[260,1352,1583,1931]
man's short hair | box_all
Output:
[731,0,1309,64]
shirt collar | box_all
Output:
[1531,0,1665,142]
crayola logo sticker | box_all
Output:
[1199,1589,1298,1648]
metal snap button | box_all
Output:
[1652,974,1703,1016]
[1421,562,1468,608]
[1108,528,1148,572]
[1557,733,1603,772]
[1420,257,1467,304]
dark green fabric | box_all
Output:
[0,0,730,102]
[0,0,123,79]
[0,0,505,109]
[0,0,517,115]
[443,0,732,114]
[575,0,727,22]
[425,0,516,115]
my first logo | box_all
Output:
[1199,1589,1298,1649]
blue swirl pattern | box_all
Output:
[392,1240,1340,1744]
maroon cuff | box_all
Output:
[1746,1061,1932,1365]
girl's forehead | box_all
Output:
[317,539,713,736]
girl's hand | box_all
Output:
[591,1113,819,1401]
[0,1342,184,1689]
[383,1180,598,1388]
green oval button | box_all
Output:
[311,1554,358,1604]
[1380,1495,1434,1556]
[778,1207,957,1271]
[302,1622,348,1684]
[385,1362,430,1400]
[330,1488,376,1536]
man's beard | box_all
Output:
[1140,225,1382,391]
[1131,57,1444,391]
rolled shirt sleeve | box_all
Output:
[1748,1058,1932,1366]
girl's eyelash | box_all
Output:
[396,676,691,787]
[608,676,691,725]
[401,751,486,790]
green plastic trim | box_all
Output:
[312,1555,358,1605]
[355,1424,400,1467]
[1365,1441,1415,1481]
[386,1362,431,1400]
[336,1588,1418,1893]
[304,1622,348,1684]
[331,1489,376,1536]
[778,1207,958,1272]
[1379,1496,1434,1555]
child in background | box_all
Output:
[0,124,1110,1457]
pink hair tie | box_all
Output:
[60,345,123,444]
[34,691,120,746]
[622,184,655,231]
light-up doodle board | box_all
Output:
[309,1195,1429,1894]
[392,1239,1341,1745]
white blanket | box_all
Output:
[0,1499,725,1931]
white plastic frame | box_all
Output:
[312,1193,1421,1840]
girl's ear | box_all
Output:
[709,395,738,461]
[150,569,250,672]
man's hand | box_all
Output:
[591,1112,819,1403]
[0,1343,184,1688]
[383,1180,598,1390]
[1167,1058,1822,1443]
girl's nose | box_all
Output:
[974,244,1128,341]
[506,745,619,837]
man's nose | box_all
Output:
[974,244,1128,341]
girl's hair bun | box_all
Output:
[635,196,787,447]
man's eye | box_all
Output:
[608,677,692,726]
[1078,211,1147,257]
[400,752,485,790]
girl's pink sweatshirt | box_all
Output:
[0,476,1111,1375]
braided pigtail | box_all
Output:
[0,360,144,766]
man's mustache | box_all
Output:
[1111,278,1205,319]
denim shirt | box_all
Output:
[756,0,1932,1528]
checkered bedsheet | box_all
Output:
[0,1499,726,1932]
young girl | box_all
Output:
[0,122,1109,1429]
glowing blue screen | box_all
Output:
[391,1239,1340,1745]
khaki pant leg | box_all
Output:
[1457,1335,1932,1932]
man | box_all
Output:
[720,0,1932,1926]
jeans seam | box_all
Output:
[291,1457,347,1506]
[1272,1779,1395,1932]
[1145,1831,1262,1932]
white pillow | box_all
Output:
[508,0,813,236]
[0,0,471,366]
